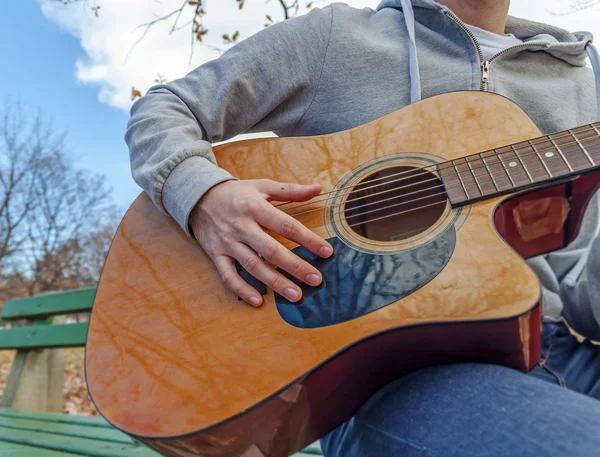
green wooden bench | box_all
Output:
[0,288,323,457]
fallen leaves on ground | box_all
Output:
[64,348,98,416]
[0,348,98,416]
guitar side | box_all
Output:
[86,92,553,457]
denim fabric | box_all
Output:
[321,322,600,457]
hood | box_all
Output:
[375,0,600,116]
[376,0,593,67]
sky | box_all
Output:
[4,0,600,211]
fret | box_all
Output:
[493,148,516,187]
[442,124,600,207]
[452,160,470,199]
[511,140,550,182]
[552,130,590,171]
[534,136,570,176]
[510,144,534,182]
[439,161,469,204]
[479,153,500,191]
[568,129,595,166]
[573,124,600,165]
[479,150,512,191]
[528,140,552,177]
[495,146,530,187]
[548,135,573,172]
[465,155,497,195]
[454,159,483,198]
[589,124,600,163]
[465,158,483,195]
[590,123,600,148]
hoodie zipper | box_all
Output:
[443,9,551,91]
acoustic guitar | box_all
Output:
[85,91,600,457]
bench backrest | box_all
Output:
[0,287,96,350]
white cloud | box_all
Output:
[38,0,600,113]
[37,0,379,111]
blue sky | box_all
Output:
[1,1,140,212]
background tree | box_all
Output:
[0,102,54,271]
[0,101,119,302]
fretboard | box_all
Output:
[441,123,600,206]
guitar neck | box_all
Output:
[441,122,600,206]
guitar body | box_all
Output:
[86,92,599,457]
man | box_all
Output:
[126,1,600,455]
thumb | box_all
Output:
[259,180,322,202]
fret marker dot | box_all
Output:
[545,152,555,158]
[509,161,518,168]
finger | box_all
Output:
[255,204,333,258]
[258,180,322,202]
[230,242,303,303]
[213,255,263,307]
[244,228,322,287]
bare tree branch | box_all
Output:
[548,0,600,15]
[0,101,119,298]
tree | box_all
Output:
[0,101,119,300]
[57,0,320,50]
[0,102,59,271]
[57,0,326,101]
[558,1,600,14]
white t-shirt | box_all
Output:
[465,24,523,61]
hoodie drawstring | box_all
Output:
[400,0,422,104]
[397,1,600,276]
[584,42,600,262]
[586,42,600,119]
[399,1,600,121]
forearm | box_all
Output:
[126,87,235,236]
[125,6,332,236]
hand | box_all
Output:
[190,179,333,307]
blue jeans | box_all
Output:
[321,323,600,457]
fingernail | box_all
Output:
[249,296,262,307]
[319,246,333,257]
[285,288,300,301]
[306,273,321,286]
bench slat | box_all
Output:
[0,323,88,349]
[1,288,96,321]
[0,410,323,456]
[0,415,136,445]
[0,428,161,457]
[0,440,81,457]
[0,408,111,428]
[295,446,323,456]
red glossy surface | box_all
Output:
[494,169,600,259]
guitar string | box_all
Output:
[323,180,446,217]
[298,199,450,242]
[275,126,600,216]
[275,122,600,210]
[275,158,577,258]
[289,158,586,228]
[284,136,600,219]
[282,137,599,218]
[332,190,448,223]
[286,150,595,225]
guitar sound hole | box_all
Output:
[344,166,448,242]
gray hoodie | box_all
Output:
[125,0,600,340]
